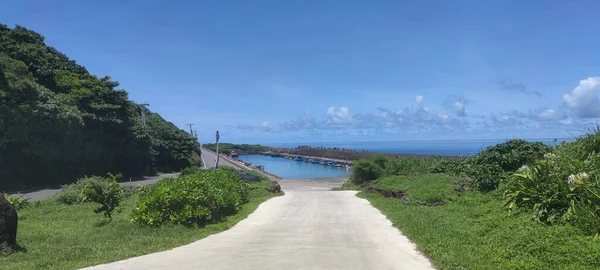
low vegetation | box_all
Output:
[0,168,279,269]
[361,174,600,269]
[3,193,30,211]
[350,133,600,269]
[132,169,250,227]
[203,143,269,155]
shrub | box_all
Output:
[475,139,550,172]
[351,159,383,184]
[372,154,389,169]
[83,173,123,220]
[503,130,600,236]
[385,157,439,176]
[180,166,200,176]
[132,168,250,227]
[468,164,506,192]
[459,139,551,192]
[53,176,104,205]
[3,193,30,210]
[430,157,469,175]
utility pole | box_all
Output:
[140,103,150,126]
[215,130,220,168]
[186,123,195,136]
[139,102,150,174]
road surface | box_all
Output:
[17,173,180,202]
[200,148,240,169]
[18,148,231,201]
[85,177,434,270]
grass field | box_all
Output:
[358,174,600,270]
[0,179,280,270]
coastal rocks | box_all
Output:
[0,193,18,249]
[266,181,281,193]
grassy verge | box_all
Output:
[0,179,280,270]
[359,174,600,269]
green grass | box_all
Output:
[359,174,600,270]
[0,180,280,270]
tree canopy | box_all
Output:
[0,24,200,191]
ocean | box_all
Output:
[264,138,572,156]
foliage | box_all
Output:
[203,143,269,155]
[361,174,600,269]
[350,159,383,184]
[83,173,123,220]
[372,154,389,169]
[504,129,600,236]
[384,156,440,176]
[53,177,100,205]
[0,179,278,269]
[0,24,201,191]
[179,166,199,176]
[132,169,250,227]
[3,193,30,210]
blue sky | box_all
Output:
[2,0,600,144]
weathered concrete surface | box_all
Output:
[84,178,434,270]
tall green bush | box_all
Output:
[131,169,250,227]
[351,159,383,184]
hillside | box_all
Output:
[0,24,200,190]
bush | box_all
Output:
[504,130,600,237]
[180,166,200,176]
[372,154,389,169]
[351,159,383,184]
[53,176,104,205]
[83,173,123,220]
[3,193,30,210]
[467,164,506,192]
[132,168,250,227]
[385,157,439,176]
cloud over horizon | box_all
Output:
[234,76,600,140]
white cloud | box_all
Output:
[438,113,449,122]
[559,118,573,125]
[260,121,270,128]
[538,109,556,120]
[562,76,600,118]
[415,95,424,103]
[326,106,355,125]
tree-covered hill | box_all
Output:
[0,24,200,191]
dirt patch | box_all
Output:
[364,186,445,206]
[364,186,411,205]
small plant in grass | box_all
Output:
[83,173,123,220]
[3,193,30,210]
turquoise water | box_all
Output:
[239,155,350,179]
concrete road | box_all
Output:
[85,177,434,270]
